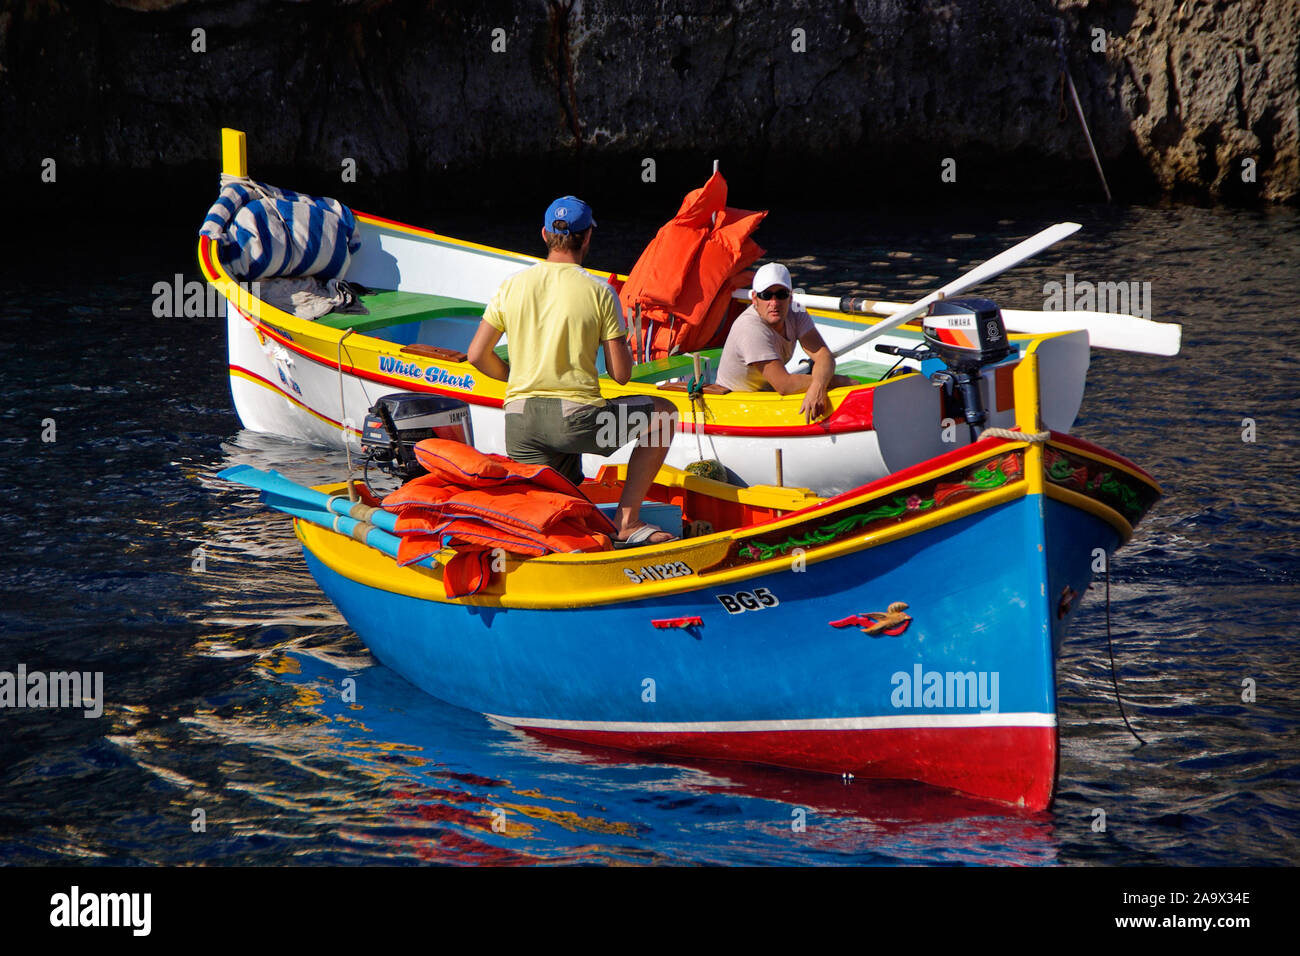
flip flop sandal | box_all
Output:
[614,523,679,549]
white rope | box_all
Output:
[981,427,1051,443]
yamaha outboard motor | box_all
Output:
[876,297,1011,440]
[360,392,472,481]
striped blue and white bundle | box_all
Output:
[199,176,361,280]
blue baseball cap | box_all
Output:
[543,196,596,234]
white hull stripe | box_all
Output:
[484,712,1057,733]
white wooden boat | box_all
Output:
[201,129,1092,495]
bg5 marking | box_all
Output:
[716,587,780,614]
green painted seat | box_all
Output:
[835,359,894,384]
[488,347,724,385]
[313,290,485,332]
[629,348,723,384]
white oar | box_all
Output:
[959,307,1178,355]
[822,222,1082,358]
[790,295,1181,356]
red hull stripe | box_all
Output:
[497,720,1057,809]
[355,210,435,234]
[199,235,219,277]
[230,364,353,431]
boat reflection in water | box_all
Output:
[490,722,1059,866]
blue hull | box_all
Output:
[299,492,1122,806]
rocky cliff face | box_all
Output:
[1114,0,1298,202]
[2,0,1295,206]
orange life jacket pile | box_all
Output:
[619,171,766,359]
[381,439,616,597]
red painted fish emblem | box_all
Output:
[829,602,912,636]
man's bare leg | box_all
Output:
[614,398,677,542]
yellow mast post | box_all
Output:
[1013,345,1045,496]
[221,128,247,178]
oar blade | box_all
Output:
[217,464,309,500]
[219,464,403,531]
[828,222,1083,358]
[938,222,1081,299]
[1001,310,1182,356]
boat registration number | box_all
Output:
[716,588,780,614]
[624,562,693,584]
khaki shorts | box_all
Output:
[504,396,661,486]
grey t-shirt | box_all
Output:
[715,304,816,392]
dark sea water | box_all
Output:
[1,197,1297,866]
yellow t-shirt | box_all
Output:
[483,261,626,406]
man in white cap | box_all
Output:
[715,262,853,421]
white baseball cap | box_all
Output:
[752,262,792,294]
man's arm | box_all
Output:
[467,321,509,381]
[756,360,814,396]
[603,333,632,385]
[756,327,853,421]
[795,326,854,420]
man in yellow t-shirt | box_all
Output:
[467,196,679,546]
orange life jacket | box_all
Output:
[412,441,587,497]
[386,479,606,535]
[619,171,766,359]
[381,439,615,597]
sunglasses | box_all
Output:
[755,288,790,301]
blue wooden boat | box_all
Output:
[222,342,1160,808]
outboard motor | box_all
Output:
[877,297,1011,440]
[360,392,472,481]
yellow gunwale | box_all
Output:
[294,429,1151,609]
[293,438,1041,608]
